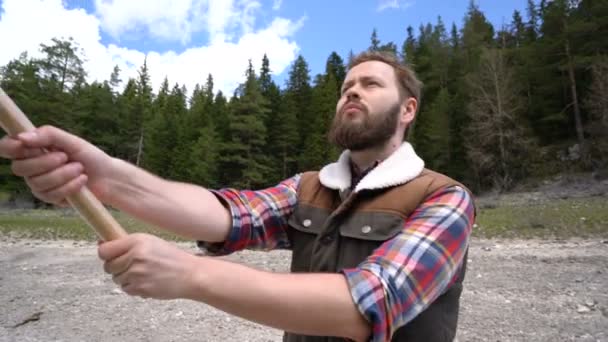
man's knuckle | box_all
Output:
[26,177,41,191]
[10,162,21,176]
[31,191,47,202]
[132,251,146,263]
[45,189,64,205]
[39,125,53,133]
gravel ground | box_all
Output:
[0,237,607,342]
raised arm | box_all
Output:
[0,125,231,241]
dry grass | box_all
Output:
[0,196,607,240]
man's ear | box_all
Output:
[401,97,417,126]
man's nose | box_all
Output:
[345,87,360,100]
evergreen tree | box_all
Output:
[402,26,417,64]
[221,61,270,188]
[370,28,381,51]
[446,3,495,183]
[143,78,176,177]
[417,87,451,173]
[325,52,346,89]
[258,55,288,183]
[271,92,300,180]
[116,79,139,161]
[212,91,231,147]
[368,28,398,54]
[72,81,120,155]
[109,65,122,93]
[131,58,154,166]
[301,73,340,170]
[284,55,313,170]
[185,75,220,186]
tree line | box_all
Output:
[1,0,606,204]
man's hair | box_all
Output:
[348,50,423,138]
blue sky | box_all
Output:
[274,0,529,81]
[0,0,531,94]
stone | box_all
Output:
[577,305,591,313]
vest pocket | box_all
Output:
[286,206,329,272]
[337,212,404,269]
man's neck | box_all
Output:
[350,137,402,172]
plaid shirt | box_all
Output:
[200,174,474,342]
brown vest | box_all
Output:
[284,169,472,342]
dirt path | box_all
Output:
[0,237,606,342]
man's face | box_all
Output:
[329,61,404,151]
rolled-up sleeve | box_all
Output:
[197,175,301,255]
[341,186,474,342]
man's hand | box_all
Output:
[99,233,370,340]
[98,233,199,300]
[0,125,114,205]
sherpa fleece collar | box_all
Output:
[318,142,425,193]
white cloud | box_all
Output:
[239,1,262,35]
[144,17,303,97]
[0,0,303,96]
[272,0,283,11]
[94,0,206,44]
[377,0,414,12]
[94,0,266,44]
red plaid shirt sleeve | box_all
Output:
[341,186,475,342]
[197,175,301,255]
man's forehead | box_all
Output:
[345,61,395,81]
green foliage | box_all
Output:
[300,74,340,171]
[286,55,313,147]
[0,1,606,197]
[415,87,451,173]
[220,61,271,189]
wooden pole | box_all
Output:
[0,87,127,241]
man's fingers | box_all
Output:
[24,161,83,192]
[0,135,45,159]
[18,126,87,155]
[11,152,68,177]
[0,135,20,158]
[31,174,88,204]
[104,251,132,275]
[98,236,136,261]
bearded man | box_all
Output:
[0,51,475,342]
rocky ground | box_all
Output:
[0,237,606,342]
[1,172,607,341]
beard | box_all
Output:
[328,101,401,151]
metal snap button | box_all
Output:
[302,219,312,227]
[361,225,372,234]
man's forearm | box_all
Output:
[185,256,371,342]
[103,158,231,242]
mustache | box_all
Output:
[340,101,366,114]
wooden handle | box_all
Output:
[0,87,128,241]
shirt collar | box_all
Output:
[350,159,380,189]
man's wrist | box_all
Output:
[182,255,212,301]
